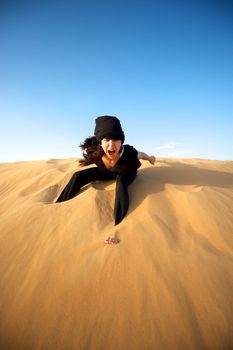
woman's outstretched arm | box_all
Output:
[137,152,156,165]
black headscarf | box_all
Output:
[94,116,125,143]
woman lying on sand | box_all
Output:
[56,116,155,242]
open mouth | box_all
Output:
[108,150,116,157]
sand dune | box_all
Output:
[0,157,233,350]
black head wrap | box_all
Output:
[94,116,125,143]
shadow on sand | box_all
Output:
[127,161,233,212]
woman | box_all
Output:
[56,116,155,237]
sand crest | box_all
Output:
[0,157,233,350]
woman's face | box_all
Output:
[101,138,122,160]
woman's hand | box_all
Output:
[138,152,156,165]
[148,155,156,165]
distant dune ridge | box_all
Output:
[0,157,233,350]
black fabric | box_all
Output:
[56,143,141,225]
[114,172,137,225]
[94,116,125,143]
[96,145,141,175]
[56,168,114,202]
[56,167,137,225]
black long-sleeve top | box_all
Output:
[95,145,141,176]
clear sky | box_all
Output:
[0,0,232,162]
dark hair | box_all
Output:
[79,136,104,166]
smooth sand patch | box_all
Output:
[0,158,233,350]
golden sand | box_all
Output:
[0,158,233,350]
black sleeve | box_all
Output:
[111,145,141,175]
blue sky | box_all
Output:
[0,0,232,162]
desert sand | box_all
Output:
[0,157,233,350]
